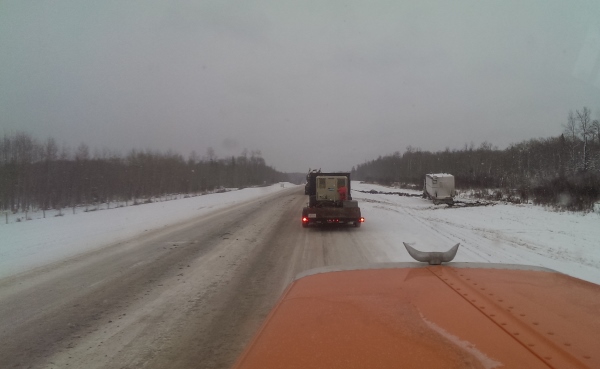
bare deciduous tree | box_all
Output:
[592,119,600,144]
[563,110,578,171]
[576,107,593,171]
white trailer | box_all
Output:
[424,173,455,205]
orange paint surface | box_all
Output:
[232,266,600,369]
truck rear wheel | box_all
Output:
[354,219,361,227]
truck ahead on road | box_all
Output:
[302,171,363,227]
[423,173,455,205]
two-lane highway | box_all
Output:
[0,187,378,369]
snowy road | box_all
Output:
[0,183,598,369]
[0,187,383,369]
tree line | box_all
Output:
[352,107,600,211]
[0,132,287,213]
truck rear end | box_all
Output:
[302,203,362,227]
[302,172,363,227]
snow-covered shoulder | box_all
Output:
[352,181,600,285]
[0,183,298,279]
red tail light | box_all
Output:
[360,217,365,223]
[302,217,309,223]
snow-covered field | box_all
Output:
[2,181,599,285]
[352,182,600,284]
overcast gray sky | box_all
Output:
[2,0,600,172]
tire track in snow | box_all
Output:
[364,195,529,264]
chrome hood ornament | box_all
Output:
[403,243,460,265]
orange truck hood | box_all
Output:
[232,263,600,369]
